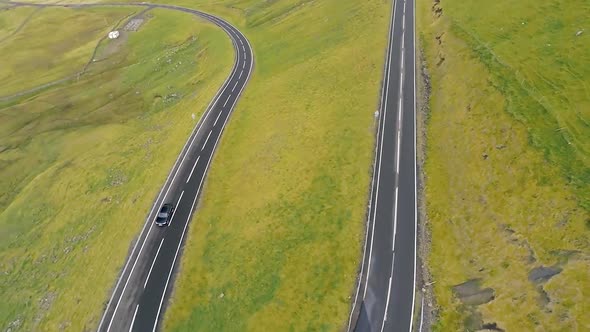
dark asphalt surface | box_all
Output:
[5,1,254,331]
[348,0,417,331]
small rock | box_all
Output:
[496,144,506,150]
[482,153,488,160]
[528,266,562,283]
[219,293,225,299]
[576,30,584,36]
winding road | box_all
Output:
[4,1,254,330]
[88,5,253,332]
[348,0,418,330]
[5,0,419,330]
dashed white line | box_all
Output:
[152,162,205,332]
[362,0,398,302]
[186,156,200,183]
[144,238,164,288]
[402,33,405,51]
[167,190,183,227]
[242,61,245,69]
[201,131,212,151]
[242,44,245,52]
[106,224,154,332]
[214,110,223,126]
[380,276,393,332]
[393,186,399,249]
[397,106,402,173]
[231,80,239,92]
[129,305,139,332]
[223,95,231,108]
[238,70,243,79]
[99,8,253,332]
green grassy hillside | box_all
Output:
[0,7,232,331]
[159,0,390,330]
[418,0,589,330]
[0,7,134,96]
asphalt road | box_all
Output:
[93,5,253,332]
[348,0,418,330]
[6,1,254,330]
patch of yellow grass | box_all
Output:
[0,8,232,330]
[0,7,134,96]
[418,0,590,330]
[163,0,389,330]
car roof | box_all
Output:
[160,203,172,211]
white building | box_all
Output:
[108,31,120,39]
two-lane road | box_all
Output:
[6,1,252,330]
[7,2,259,330]
[8,3,254,330]
[92,5,254,332]
[348,0,417,330]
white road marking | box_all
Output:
[201,131,213,151]
[402,33,405,51]
[403,12,405,28]
[186,156,200,183]
[214,110,223,126]
[107,224,154,332]
[152,15,254,332]
[393,186,399,249]
[144,238,164,288]
[380,276,393,332]
[167,191,183,227]
[397,103,402,174]
[242,44,245,52]
[242,61,245,69]
[104,89,216,330]
[129,305,139,332]
[409,0,419,329]
[361,0,398,304]
[238,70,243,79]
[231,80,239,92]
[223,95,231,108]
[239,39,243,45]
[152,192,199,332]
[99,8,253,332]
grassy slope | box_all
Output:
[0,7,133,96]
[0,6,37,42]
[418,0,589,330]
[0,8,232,331]
[159,0,389,330]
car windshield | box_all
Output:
[157,212,168,218]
